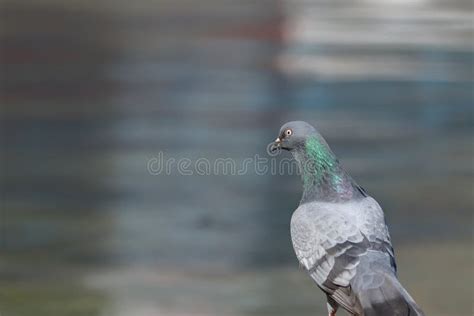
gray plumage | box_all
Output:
[272,121,424,316]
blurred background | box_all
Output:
[1,0,473,315]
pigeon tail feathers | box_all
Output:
[354,269,425,316]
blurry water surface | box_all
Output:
[1,0,473,315]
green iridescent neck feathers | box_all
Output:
[293,135,365,203]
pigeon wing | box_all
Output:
[290,203,384,314]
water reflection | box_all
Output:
[1,0,472,315]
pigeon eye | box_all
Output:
[285,129,293,137]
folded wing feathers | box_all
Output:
[291,210,368,288]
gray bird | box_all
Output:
[270,121,425,316]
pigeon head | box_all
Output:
[271,121,318,152]
[270,121,366,202]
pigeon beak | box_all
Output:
[269,137,281,153]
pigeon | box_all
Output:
[270,121,425,316]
